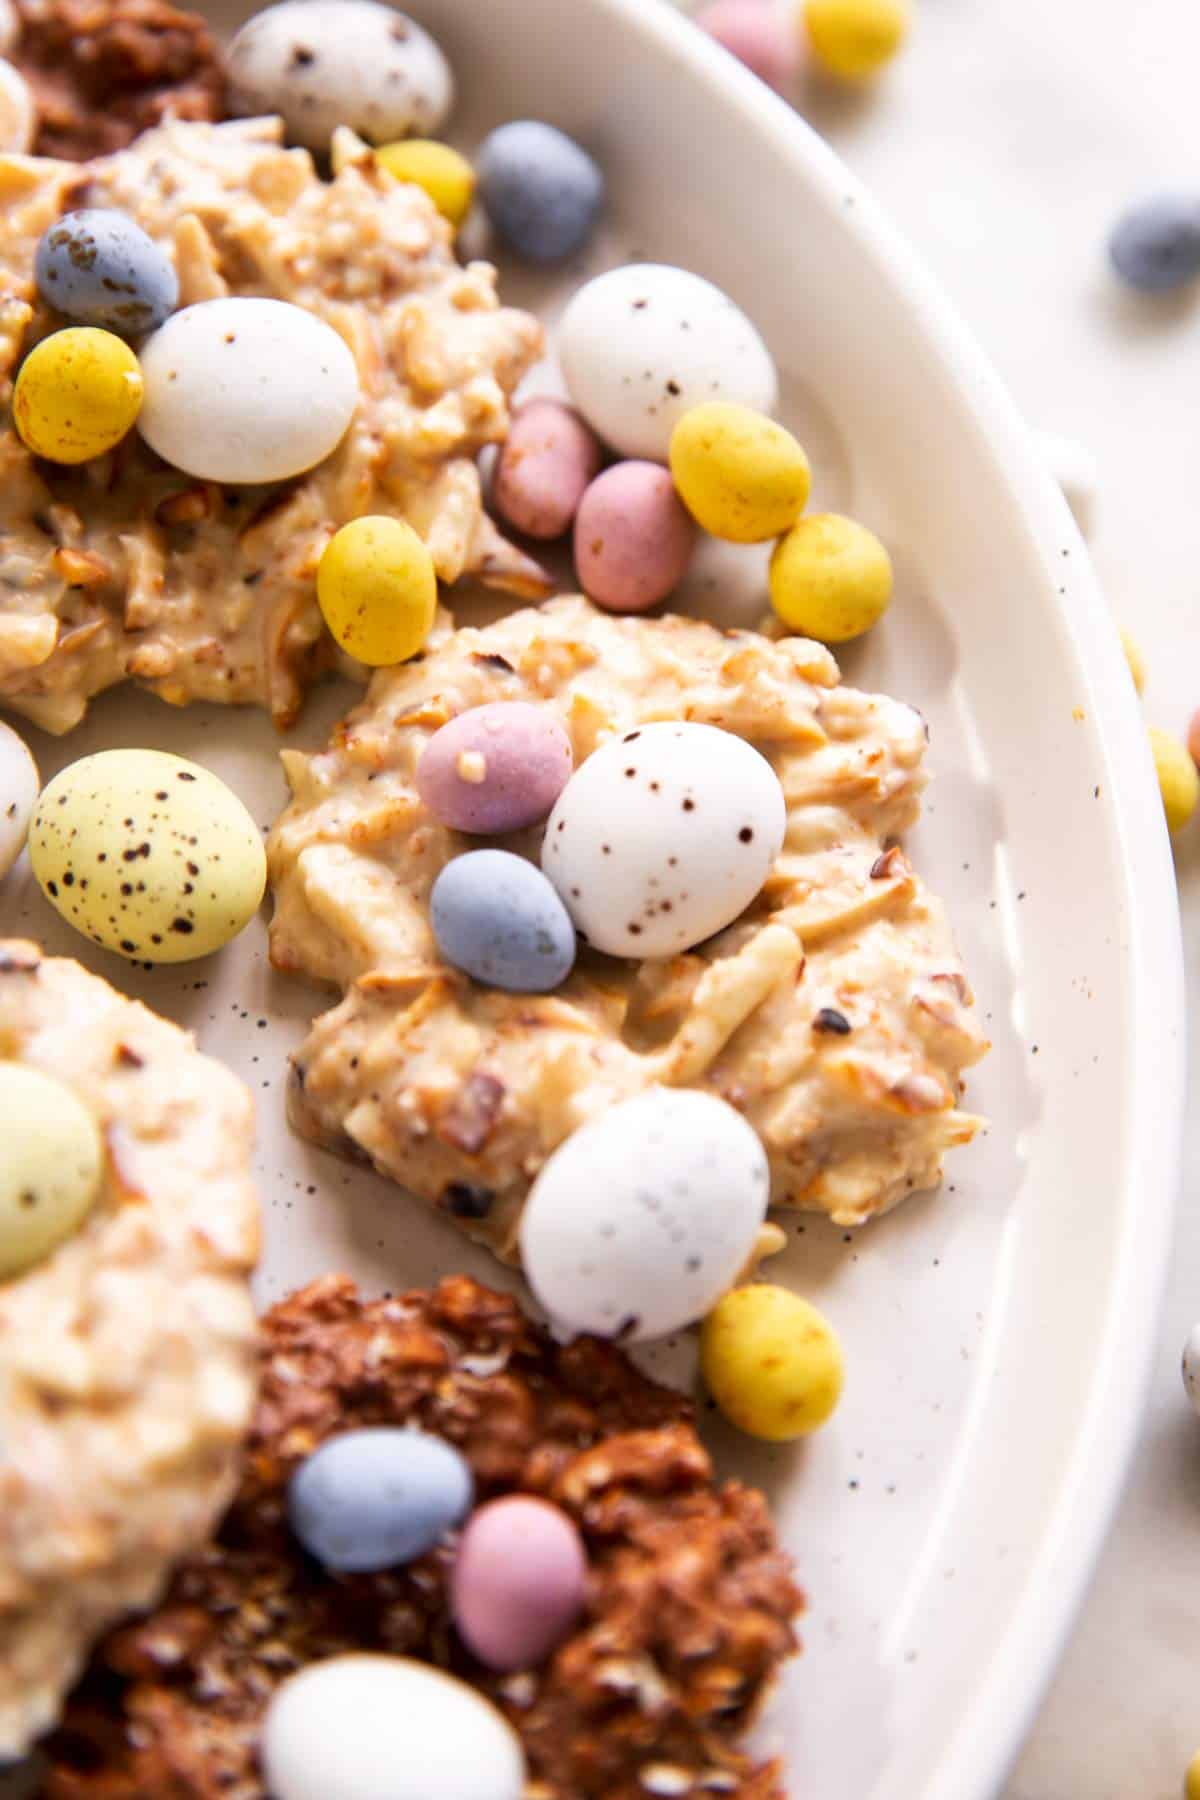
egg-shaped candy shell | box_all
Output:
[431,849,576,992]
[559,264,777,462]
[452,1496,587,1671]
[1109,194,1200,294]
[493,398,603,541]
[288,1428,473,1573]
[261,1656,525,1800]
[138,297,359,484]
[0,1063,103,1279]
[417,702,573,835]
[696,0,800,91]
[0,720,38,880]
[573,462,696,613]
[542,720,786,959]
[36,210,179,338]
[476,120,604,264]
[29,749,267,963]
[227,0,453,153]
[520,1086,770,1342]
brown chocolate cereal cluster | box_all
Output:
[12,0,226,160]
[42,1274,802,1800]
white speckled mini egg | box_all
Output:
[520,1087,770,1342]
[137,297,359,484]
[558,264,778,462]
[0,719,39,881]
[261,1655,525,1800]
[541,720,786,959]
[227,0,454,153]
[29,749,267,963]
[1183,1323,1200,1416]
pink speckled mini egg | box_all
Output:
[416,702,574,835]
[452,1496,587,1671]
[573,461,696,613]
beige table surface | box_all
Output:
[767,1,1200,1793]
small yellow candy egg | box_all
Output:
[317,516,437,667]
[669,402,811,544]
[30,749,267,962]
[802,0,911,79]
[1120,627,1147,696]
[769,511,893,642]
[1150,727,1200,836]
[702,1284,844,1441]
[376,139,477,229]
[1185,1749,1200,1800]
[14,326,144,464]
[0,1063,103,1279]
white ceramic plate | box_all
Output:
[1,3,1186,1796]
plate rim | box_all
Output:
[557,2,1186,1794]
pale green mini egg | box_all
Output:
[0,1063,103,1278]
[30,749,267,963]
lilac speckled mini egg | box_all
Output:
[416,702,573,835]
[541,720,786,958]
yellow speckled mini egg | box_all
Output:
[30,749,267,963]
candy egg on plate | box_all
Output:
[35,209,179,337]
[0,1064,103,1279]
[137,297,359,484]
[227,0,454,153]
[29,749,267,963]
[541,720,786,958]
[558,263,777,462]
[417,702,573,834]
[452,1496,587,1672]
[288,1428,473,1573]
[519,1086,770,1341]
[261,1655,525,1800]
[0,720,38,880]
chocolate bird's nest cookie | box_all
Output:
[43,1273,802,1799]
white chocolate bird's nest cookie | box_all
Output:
[268,597,989,1259]
[0,117,546,734]
[0,942,260,1754]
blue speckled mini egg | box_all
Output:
[35,210,179,337]
[288,1428,473,1573]
[431,849,576,993]
[29,749,266,963]
[476,121,604,264]
[1109,194,1200,293]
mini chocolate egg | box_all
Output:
[519,1086,770,1341]
[227,0,454,153]
[431,848,576,992]
[417,702,573,834]
[541,721,786,958]
[36,210,179,337]
[0,1063,103,1279]
[452,1496,586,1671]
[476,121,604,264]
[492,398,604,541]
[0,58,35,153]
[0,720,39,881]
[1183,1323,1200,1416]
[261,1656,526,1800]
[696,0,800,91]
[289,1428,473,1572]
[573,461,696,613]
[30,749,267,963]
[137,297,359,484]
[559,264,777,462]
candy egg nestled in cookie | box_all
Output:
[36,210,179,337]
[520,1086,770,1341]
[417,702,574,834]
[138,297,359,483]
[0,720,38,881]
[542,720,786,958]
[262,1656,525,1800]
[30,749,267,962]
[288,1428,473,1573]
[227,0,454,153]
[0,1064,103,1278]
